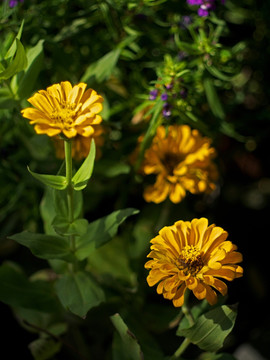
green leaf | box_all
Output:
[0,262,58,312]
[28,166,67,190]
[55,271,105,318]
[52,216,88,236]
[29,337,62,360]
[86,237,137,286]
[4,20,24,60]
[81,48,121,83]
[205,64,234,82]
[200,352,237,360]
[203,77,225,120]
[17,39,45,99]
[135,99,163,169]
[111,313,144,360]
[72,140,95,190]
[75,208,139,261]
[40,187,84,236]
[9,231,76,262]
[0,39,28,80]
[95,159,130,177]
[177,305,237,352]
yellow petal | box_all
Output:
[172,283,186,307]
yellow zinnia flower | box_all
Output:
[21,81,103,138]
[140,124,218,203]
[145,218,243,307]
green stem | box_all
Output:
[64,140,75,253]
[171,291,195,360]
[171,338,191,360]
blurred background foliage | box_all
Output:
[0,0,270,359]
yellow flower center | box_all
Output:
[176,245,203,276]
[162,152,184,175]
[51,102,78,129]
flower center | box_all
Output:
[51,102,77,128]
[162,152,184,175]
[176,245,204,276]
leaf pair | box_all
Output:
[28,140,96,191]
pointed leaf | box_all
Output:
[177,305,237,352]
[72,140,95,190]
[111,313,144,360]
[203,77,225,120]
[0,39,27,80]
[4,19,24,60]
[81,48,121,83]
[75,208,139,261]
[55,271,105,318]
[9,231,76,262]
[17,39,44,99]
[28,166,67,190]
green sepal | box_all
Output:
[0,39,28,80]
[52,216,88,237]
[75,208,139,261]
[55,271,105,318]
[72,140,95,190]
[0,262,59,312]
[28,166,67,190]
[110,313,144,360]
[9,231,76,263]
[177,305,237,352]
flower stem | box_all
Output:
[64,140,75,253]
[171,291,194,360]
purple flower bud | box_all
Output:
[180,89,188,99]
[9,0,18,7]
[180,15,193,29]
[161,93,168,101]
[162,103,172,118]
[149,89,158,101]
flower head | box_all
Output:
[140,124,218,204]
[21,81,103,139]
[145,217,243,306]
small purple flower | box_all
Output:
[187,0,203,5]
[9,0,23,7]
[178,51,188,60]
[180,15,193,29]
[162,103,172,118]
[180,89,188,99]
[149,89,158,101]
[165,83,173,90]
[198,7,210,16]
[161,93,168,101]
[187,0,223,17]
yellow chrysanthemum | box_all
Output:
[145,218,243,307]
[140,124,218,203]
[21,81,103,138]
[53,125,104,161]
